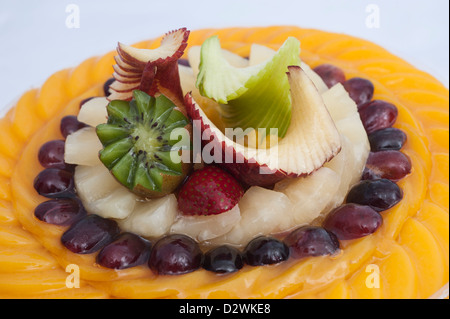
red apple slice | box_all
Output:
[185,65,342,187]
[112,71,141,83]
[108,28,190,105]
[108,91,136,101]
[117,28,188,68]
[112,64,142,80]
[113,55,142,73]
[109,81,140,93]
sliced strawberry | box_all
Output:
[177,165,244,216]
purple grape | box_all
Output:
[359,100,398,134]
[178,59,190,67]
[283,226,340,259]
[346,179,403,212]
[38,139,73,171]
[323,204,382,240]
[34,198,86,226]
[313,64,346,88]
[368,127,407,151]
[33,168,75,198]
[203,245,244,274]
[243,236,289,266]
[363,151,412,181]
[60,115,87,139]
[148,234,203,275]
[61,214,120,254]
[343,77,374,106]
[97,232,151,270]
[103,78,115,96]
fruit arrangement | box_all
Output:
[0,26,448,299]
[29,26,421,272]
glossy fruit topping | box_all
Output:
[243,236,290,266]
[34,198,86,226]
[346,179,403,212]
[97,232,151,269]
[323,204,382,240]
[60,115,88,139]
[313,64,346,88]
[368,127,407,151]
[61,214,120,254]
[30,35,414,277]
[363,150,412,181]
[283,226,340,259]
[38,139,73,171]
[358,100,398,134]
[342,77,374,106]
[33,168,75,198]
[177,165,244,216]
[148,234,203,275]
[203,245,244,274]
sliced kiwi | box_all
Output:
[96,90,192,198]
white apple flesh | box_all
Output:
[185,65,342,187]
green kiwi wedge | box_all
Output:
[96,90,192,198]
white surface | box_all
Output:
[0,0,448,115]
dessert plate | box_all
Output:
[0,26,448,299]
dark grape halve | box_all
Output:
[343,77,374,107]
[60,115,87,139]
[97,232,151,270]
[34,198,86,226]
[61,214,120,254]
[359,100,398,134]
[38,139,73,171]
[313,64,346,88]
[244,236,289,266]
[284,226,340,259]
[323,204,382,240]
[363,150,412,181]
[33,168,76,198]
[346,179,403,212]
[368,127,407,151]
[103,77,115,96]
[148,234,203,275]
[203,245,244,274]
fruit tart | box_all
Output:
[0,26,448,299]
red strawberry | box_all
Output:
[177,165,244,216]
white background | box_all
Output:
[0,0,448,115]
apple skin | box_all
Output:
[108,28,190,103]
[185,93,290,188]
[183,66,342,188]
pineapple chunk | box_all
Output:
[118,195,178,238]
[87,187,138,219]
[274,167,340,225]
[170,204,241,242]
[65,127,103,166]
[74,164,121,203]
[77,97,108,127]
[211,187,293,247]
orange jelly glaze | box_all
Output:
[0,26,448,299]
